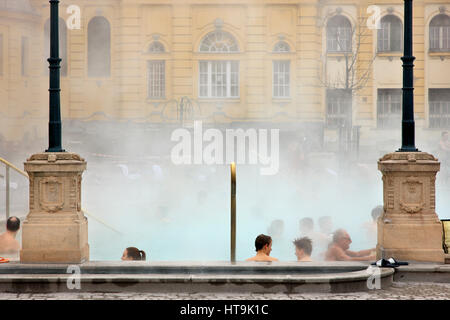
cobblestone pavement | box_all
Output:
[0,282,449,300]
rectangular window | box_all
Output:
[377,89,402,128]
[429,89,450,128]
[199,61,239,98]
[430,26,450,51]
[0,34,3,76]
[273,60,290,98]
[147,60,165,99]
[326,89,352,128]
[21,36,29,77]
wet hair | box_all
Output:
[254,234,272,251]
[125,247,146,261]
[371,205,384,221]
[293,237,313,256]
[6,217,20,232]
[332,229,347,243]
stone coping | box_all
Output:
[0,261,371,275]
[0,261,395,293]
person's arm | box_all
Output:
[346,248,375,257]
[334,248,374,261]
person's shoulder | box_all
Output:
[269,256,279,262]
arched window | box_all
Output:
[430,14,450,52]
[88,16,111,77]
[44,18,67,76]
[198,30,239,98]
[148,41,165,53]
[273,41,291,53]
[199,30,239,53]
[378,15,403,52]
[326,15,352,52]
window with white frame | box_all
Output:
[377,89,402,128]
[430,14,450,52]
[198,30,240,98]
[326,89,352,128]
[326,15,352,53]
[273,61,290,98]
[199,61,239,98]
[429,89,450,128]
[199,30,239,53]
[147,60,165,99]
[378,15,403,52]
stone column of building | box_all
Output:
[413,1,426,126]
[355,2,374,130]
[67,1,87,119]
[297,0,322,121]
[118,1,143,119]
[246,4,266,118]
[172,4,193,113]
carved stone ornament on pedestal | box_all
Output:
[20,152,89,263]
[376,152,445,263]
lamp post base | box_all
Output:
[20,152,89,264]
[376,151,445,264]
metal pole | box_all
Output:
[230,162,236,262]
[46,0,64,152]
[5,166,9,220]
[399,0,418,152]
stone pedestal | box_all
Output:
[377,152,445,263]
[20,152,89,263]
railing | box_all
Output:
[0,157,121,235]
[0,157,28,220]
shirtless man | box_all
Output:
[325,229,375,261]
[0,217,21,255]
[246,234,279,262]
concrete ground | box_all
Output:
[0,282,448,300]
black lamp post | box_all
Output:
[46,0,64,152]
[398,0,419,152]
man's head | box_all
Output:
[332,229,352,250]
[371,205,383,222]
[299,217,314,234]
[6,217,20,233]
[254,234,272,255]
[293,237,312,260]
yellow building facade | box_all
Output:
[1,0,450,150]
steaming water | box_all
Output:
[80,136,389,262]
